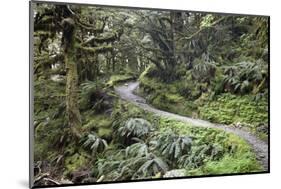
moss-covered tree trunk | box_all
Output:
[62,18,82,138]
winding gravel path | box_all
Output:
[115,81,269,170]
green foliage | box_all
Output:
[222,60,268,94]
[34,78,67,160]
[111,101,149,137]
[125,142,149,158]
[139,74,198,117]
[192,58,216,82]
[156,118,262,173]
[33,4,268,184]
[80,81,102,109]
[117,118,153,140]
[82,115,112,131]
[201,153,262,174]
[153,131,192,160]
[198,93,268,127]
[82,115,113,140]
[200,14,215,28]
[82,132,108,155]
[97,151,168,180]
[133,153,169,179]
[187,133,263,175]
[64,153,89,175]
[106,74,135,87]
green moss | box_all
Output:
[199,153,262,174]
[139,71,268,139]
[198,93,268,129]
[156,118,263,174]
[98,128,113,138]
[100,101,263,177]
[106,74,135,87]
[219,133,262,170]
[111,100,147,123]
[186,152,262,176]
[139,74,197,117]
[83,115,112,130]
[64,153,89,175]
[82,114,113,139]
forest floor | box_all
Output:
[115,81,268,170]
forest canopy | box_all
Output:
[32,2,269,187]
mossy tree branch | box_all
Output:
[179,16,228,41]
[77,45,113,54]
[81,29,123,46]
[75,17,106,34]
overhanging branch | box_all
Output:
[179,16,228,41]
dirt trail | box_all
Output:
[115,81,269,170]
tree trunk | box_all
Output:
[62,18,82,138]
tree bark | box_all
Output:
[62,18,82,138]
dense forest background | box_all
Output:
[32,2,268,187]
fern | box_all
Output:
[82,132,108,156]
[132,153,169,179]
[192,57,216,82]
[118,118,154,139]
[154,131,192,160]
[96,145,169,180]
[125,142,149,158]
[178,143,224,169]
[223,60,268,95]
